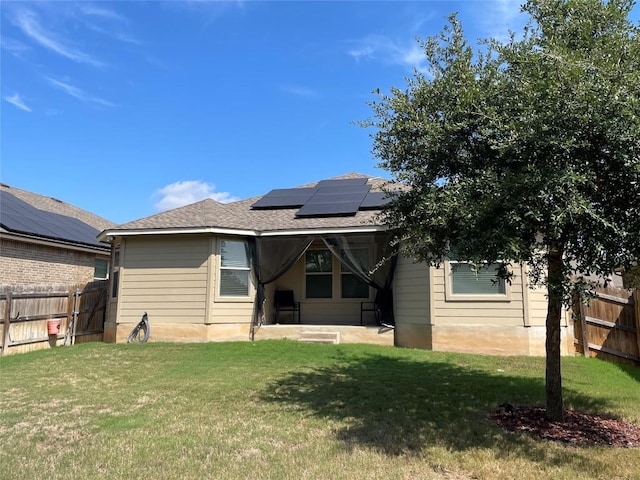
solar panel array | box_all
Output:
[250,178,391,217]
[250,187,317,209]
[0,191,104,247]
[360,191,392,210]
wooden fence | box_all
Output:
[574,285,640,365]
[0,281,107,356]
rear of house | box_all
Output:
[100,174,573,355]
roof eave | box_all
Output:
[98,226,259,242]
[98,224,387,242]
[259,225,386,236]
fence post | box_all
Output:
[72,289,80,345]
[578,295,590,357]
[66,289,75,347]
[2,292,12,357]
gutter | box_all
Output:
[98,224,387,243]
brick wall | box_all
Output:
[0,238,107,287]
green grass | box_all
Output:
[1,341,638,480]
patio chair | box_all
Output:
[360,300,380,325]
[274,290,301,324]
[360,288,391,326]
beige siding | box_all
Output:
[432,263,526,326]
[393,254,432,349]
[118,235,210,325]
[393,254,430,326]
[526,284,550,326]
[209,302,255,324]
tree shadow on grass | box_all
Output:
[614,361,640,383]
[259,350,617,471]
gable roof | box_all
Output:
[0,183,116,251]
[100,173,392,240]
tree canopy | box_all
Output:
[366,0,640,421]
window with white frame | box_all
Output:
[94,258,109,280]
[219,240,251,297]
[305,249,333,298]
[340,248,370,299]
[447,261,507,298]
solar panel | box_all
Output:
[305,192,368,204]
[359,191,392,210]
[296,186,370,217]
[251,188,317,209]
[296,201,364,217]
[313,184,371,195]
[0,191,104,247]
[268,188,318,197]
[249,177,389,217]
[316,178,368,188]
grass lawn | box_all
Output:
[0,340,639,480]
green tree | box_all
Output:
[366,0,640,422]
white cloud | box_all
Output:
[4,93,32,112]
[477,0,527,42]
[11,8,104,67]
[347,44,375,61]
[154,181,239,211]
[346,1,526,72]
[347,35,427,73]
[76,3,141,45]
[78,4,127,22]
[45,77,116,107]
[400,44,426,67]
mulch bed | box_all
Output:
[493,406,640,447]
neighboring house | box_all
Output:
[0,183,116,287]
[98,173,573,356]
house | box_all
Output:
[0,183,115,287]
[98,173,574,356]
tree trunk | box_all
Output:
[545,245,564,422]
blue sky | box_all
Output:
[2,1,637,225]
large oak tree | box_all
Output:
[366,0,640,421]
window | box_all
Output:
[446,261,508,300]
[305,250,333,298]
[219,240,250,297]
[94,258,109,280]
[341,248,370,298]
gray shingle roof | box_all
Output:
[109,173,391,234]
